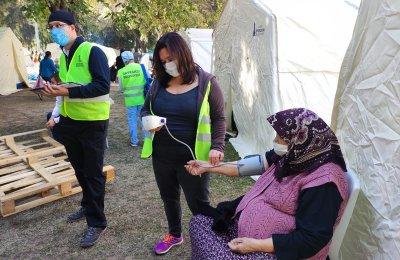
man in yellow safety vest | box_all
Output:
[42,9,110,248]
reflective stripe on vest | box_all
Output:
[194,82,212,161]
[65,94,110,102]
[118,63,146,107]
[59,42,110,121]
[141,81,212,160]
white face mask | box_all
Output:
[273,142,288,156]
[164,61,180,77]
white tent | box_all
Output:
[331,0,400,258]
[0,27,29,95]
[92,43,117,67]
[213,0,359,157]
[180,28,213,73]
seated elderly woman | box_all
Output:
[185,108,348,260]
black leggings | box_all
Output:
[152,156,210,237]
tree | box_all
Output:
[0,1,36,47]
[18,0,131,49]
[1,0,227,51]
[109,0,226,51]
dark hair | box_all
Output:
[48,10,76,25]
[45,51,51,58]
[153,32,196,87]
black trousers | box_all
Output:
[152,156,210,237]
[58,116,108,228]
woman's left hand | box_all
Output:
[208,149,224,166]
[228,237,260,254]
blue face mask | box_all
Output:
[51,28,70,46]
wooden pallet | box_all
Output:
[0,130,115,217]
[0,129,63,161]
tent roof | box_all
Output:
[213,0,359,157]
[0,27,29,95]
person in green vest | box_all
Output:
[117,51,148,147]
[42,10,110,248]
[140,32,226,255]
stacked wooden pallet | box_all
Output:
[0,129,115,217]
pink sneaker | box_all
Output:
[154,233,184,255]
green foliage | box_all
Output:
[20,0,96,47]
[109,0,227,51]
[1,0,227,51]
[0,1,35,47]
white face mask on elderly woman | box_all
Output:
[163,61,180,77]
[273,142,288,156]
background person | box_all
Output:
[110,62,117,83]
[42,9,110,248]
[186,108,349,260]
[116,49,125,71]
[117,51,148,147]
[54,58,60,70]
[140,32,226,255]
[39,51,58,82]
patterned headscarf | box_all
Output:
[267,108,346,180]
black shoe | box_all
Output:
[80,226,107,248]
[67,207,86,223]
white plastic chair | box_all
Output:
[328,170,360,260]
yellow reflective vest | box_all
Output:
[141,81,212,161]
[59,42,110,121]
[117,63,146,107]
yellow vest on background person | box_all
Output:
[141,81,212,161]
[59,42,110,121]
[117,63,146,107]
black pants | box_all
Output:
[152,156,210,237]
[58,116,108,228]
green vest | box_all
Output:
[141,81,212,161]
[117,63,146,107]
[59,42,110,121]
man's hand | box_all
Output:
[46,116,56,129]
[41,81,69,96]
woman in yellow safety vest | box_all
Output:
[141,32,226,255]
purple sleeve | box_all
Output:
[208,77,226,152]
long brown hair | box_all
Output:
[153,32,197,87]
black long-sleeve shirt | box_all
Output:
[61,36,110,98]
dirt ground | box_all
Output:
[0,85,253,259]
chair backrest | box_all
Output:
[328,169,361,260]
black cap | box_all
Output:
[48,10,76,25]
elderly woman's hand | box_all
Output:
[228,237,274,254]
[228,237,260,254]
[185,160,209,176]
[209,149,224,166]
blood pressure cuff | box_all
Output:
[237,154,265,176]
